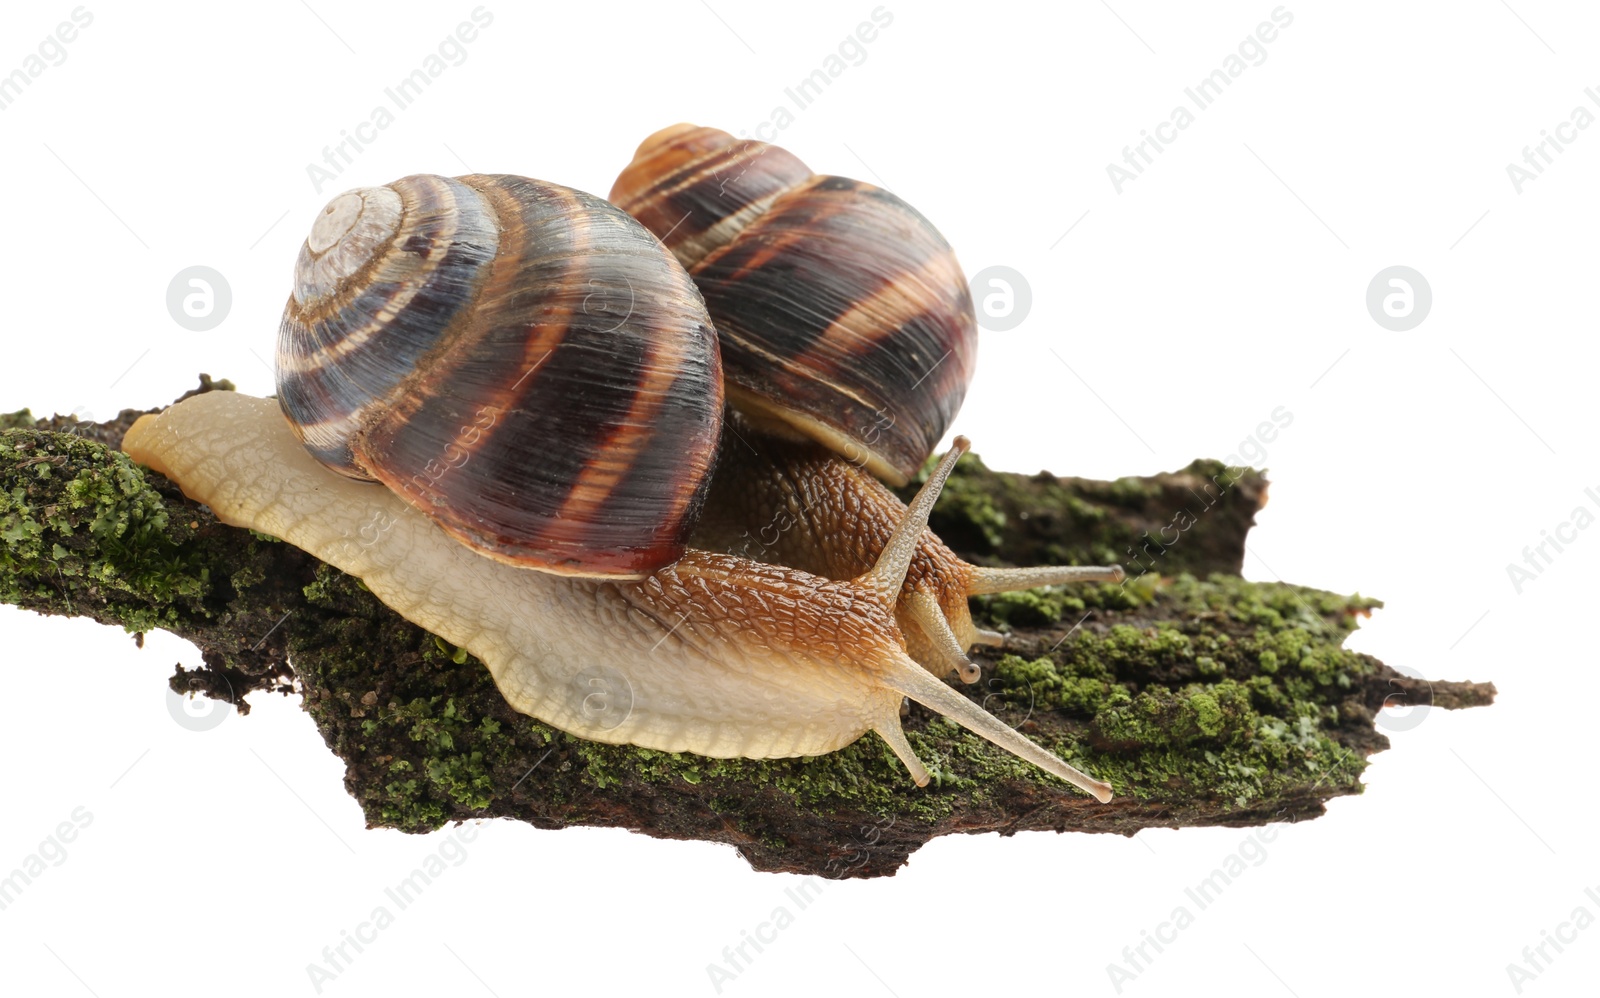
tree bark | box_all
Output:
[0,380,1495,878]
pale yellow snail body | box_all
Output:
[123,392,1109,799]
[120,170,1114,801]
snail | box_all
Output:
[120,172,1114,801]
[611,125,1125,684]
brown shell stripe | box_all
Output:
[690,176,976,478]
[612,135,811,268]
[563,206,723,572]
[803,243,977,439]
[356,177,720,578]
[587,354,723,570]
[553,285,710,538]
[356,177,598,566]
[537,192,721,574]
[278,176,499,477]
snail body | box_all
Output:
[120,167,1119,801]
[122,391,1112,800]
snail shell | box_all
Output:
[275,174,723,579]
[611,125,978,486]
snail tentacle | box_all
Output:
[861,436,968,604]
[873,714,931,788]
[966,563,1126,595]
[971,628,1007,648]
[903,591,981,684]
[879,653,1114,803]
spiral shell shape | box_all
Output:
[276,173,724,579]
[611,125,978,486]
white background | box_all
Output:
[0,2,1594,996]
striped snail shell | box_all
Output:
[610,124,978,486]
[275,173,724,579]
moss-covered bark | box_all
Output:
[0,381,1494,878]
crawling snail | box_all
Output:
[121,169,1116,801]
[611,125,1124,684]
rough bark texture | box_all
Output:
[0,380,1495,878]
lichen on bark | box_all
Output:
[0,380,1494,877]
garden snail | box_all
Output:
[612,125,1125,684]
[119,169,1116,801]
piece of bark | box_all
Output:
[0,381,1494,878]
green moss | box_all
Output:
[1091,682,1254,748]
[432,635,470,664]
[570,730,964,824]
[904,453,1270,581]
[343,692,533,825]
[974,576,1156,629]
[1108,475,1159,505]
[0,421,1388,843]
[1,426,1375,819]
[0,429,214,633]
[966,573,1381,805]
